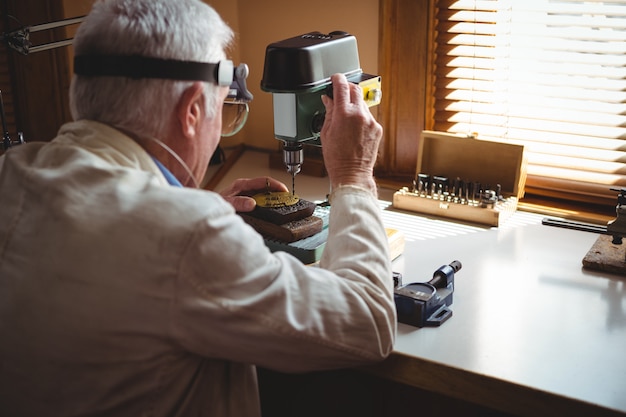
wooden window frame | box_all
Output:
[376,0,435,183]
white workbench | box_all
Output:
[213,148,626,417]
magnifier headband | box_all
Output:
[73,55,253,102]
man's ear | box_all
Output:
[177,82,205,139]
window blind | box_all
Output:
[433,0,626,206]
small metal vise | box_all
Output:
[394,261,462,327]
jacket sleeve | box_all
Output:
[172,185,397,373]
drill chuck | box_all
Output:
[283,143,303,176]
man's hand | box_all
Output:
[219,177,288,212]
[320,73,383,195]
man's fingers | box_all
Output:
[242,177,288,194]
[225,196,256,212]
[349,82,362,106]
[330,73,350,107]
[219,177,288,198]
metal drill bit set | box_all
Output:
[394,180,519,227]
[393,131,527,227]
[411,173,504,209]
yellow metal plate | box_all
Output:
[253,191,300,208]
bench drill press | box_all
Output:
[260,31,382,196]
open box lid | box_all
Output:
[417,131,527,200]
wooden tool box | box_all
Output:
[393,131,527,226]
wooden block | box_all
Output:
[386,228,405,261]
[393,189,517,227]
[582,234,626,276]
[241,214,323,243]
[248,199,316,225]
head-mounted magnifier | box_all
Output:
[74,55,252,101]
[73,55,253,136]
[222,62,251,137]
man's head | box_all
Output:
[70,0,234,182]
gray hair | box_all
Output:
[69,0,233,139]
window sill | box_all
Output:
[517,194,614,225]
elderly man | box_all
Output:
[0,0,396,416]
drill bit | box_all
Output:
[291,174,295,196]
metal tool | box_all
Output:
[416,173,430,196]
[394,260,462,327]
[0,91,25,151]
[542,188,626,259]
[1,15,87,150]
[1,16,85,55]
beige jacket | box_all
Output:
[0,120,396,417]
